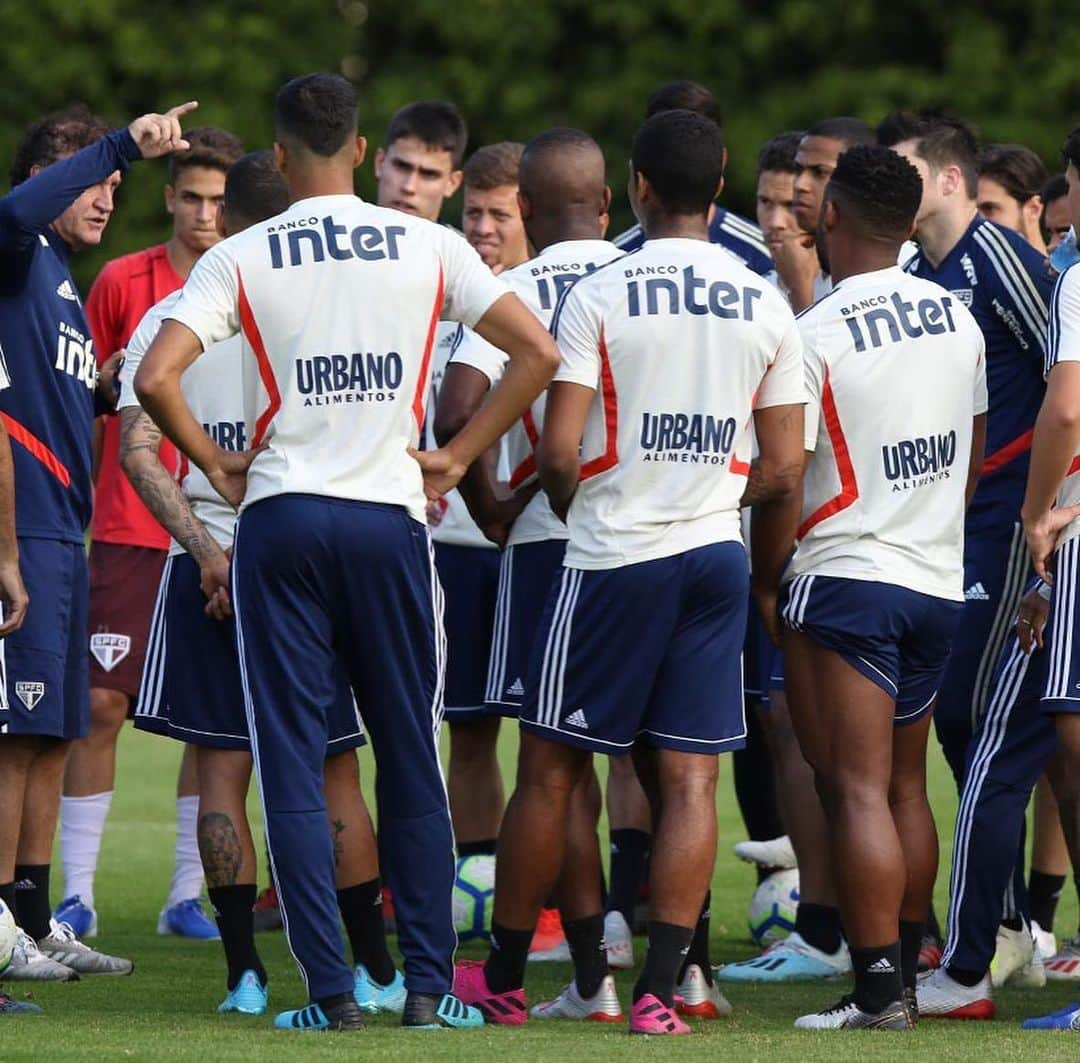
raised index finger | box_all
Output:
[165,101,199,120]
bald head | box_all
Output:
[518,128,610,249]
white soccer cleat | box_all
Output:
[37,919,133,976]
[794,994,911,1030]
[733,835,797,870]
[604,910,634,970]
[675,963,732,1019]
[1032,921,1058,964]
[1045,935,1080,981]
[530,974,623,1022]
[915,966,994,1020]
[990,920,1043,988]
[5,929,79,982]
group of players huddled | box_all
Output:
[1,69,1079,1036]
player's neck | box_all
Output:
[916,202,977,269]
[529,221,605,252]
[165,236,202,281]
[829,247,901,285]
[641,214,710,241]
[286,167,356,205]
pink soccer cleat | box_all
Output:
[452,959,527,1025]
[630,993,691,1035]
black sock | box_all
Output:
[678,892,712,983]
[208,885,266,991]
[794,902,843,956]
[608,829,650,924]
[1000,915,1023,932]
[564,913,608,999]
[0,881,16,922]
[945,963,986,987]
[1028,870,1066,932]
[899,920,923,992]
[13,864,51,941]
[633,921,694,1006]
[926,903,942,943]
[457,839,497,859]
[851,942,903,1013]
[337,879,395,986]
[484,922,533,993]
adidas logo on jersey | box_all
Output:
[565,709,588,729]
[965,582,990,601]
[506,677,525,697]
[56,279,79,302]
[867,957,896,974]
[15,681,45,711]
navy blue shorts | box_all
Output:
[520,541,749,754]
[1042,536,1080,715]
[781,573,963,725]
[744,600,785,706]
[134,553,366,751]
[433,541,500,717]
[0,538,88,740]
[486,538,567,714]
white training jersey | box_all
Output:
[119,291,245,556]
[552,237,805,570]
[451,239,623,546]
[789,266,988,601]
[1046,263,1080,550]
[166,194,508,523]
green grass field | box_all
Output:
[2,724,1078,1060]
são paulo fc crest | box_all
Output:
[90,632,131,672]
[15,682,44,711]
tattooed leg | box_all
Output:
[324,749,378,889]
[196,750,257,886]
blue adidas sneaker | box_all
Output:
[157,899,220,940]
[53,895,96,940]
[0,992,43,1015]
[274,998,366,1031]
[353,965,406,1013]
[1021,1001,1080,1030]
[218,970,268,1015]
[716,932,850,983]
[402,991,485,1029]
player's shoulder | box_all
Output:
[612,223,644,252]
[969,217,1053,283]
[710,209,772,274]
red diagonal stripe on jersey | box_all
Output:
[238,271,280,447]
[580,327,619,481]
[797,367,857,539]
[1067,454,1080,476]
[731,454,751,476]
[2,413,71,487]
[508,408,542,489]
[982,429,1034,476]
[414,267,446,431]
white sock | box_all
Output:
[60,791,114,909]
[166,796,204,907]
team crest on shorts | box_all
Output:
[90,632,131,672]
[15,682,45,711]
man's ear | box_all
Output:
[273,142,287,175]
[446,169,464,197]
[164,184,176,217]
[353,136,367,169]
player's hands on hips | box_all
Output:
[0,559,29,637]
[410,446,467,501]
[1016,585,1050,654]
[207,445,264,511]
[199,546,232,621]
[1023,503,1080,583]
[128,102,199,159]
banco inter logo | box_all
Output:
[296,352,403,406]
[882,430,957,491]
[841,291,957,352]
[267,216,405,269]
[625,265,762,320]
[640,412,737,465]
[54,321,96,389]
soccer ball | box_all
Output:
[452,855,495,942]
[0,897,17,974]
[748,868,799,948]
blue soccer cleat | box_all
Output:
[157,899,220,940]
[53,895,97,940]
[274,998,366,1031]
[353,965,406,1013]
[1021,1001,1080,1030]
[716,932,850,983]
[0,991,43,1015]
[218,969,268,1015]
[402,991,485,1029]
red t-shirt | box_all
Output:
[87,244,182,548]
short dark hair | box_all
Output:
[1042,173,1069,206]
[167,127,245,184]
[10,103,111,187]
[827,144,923,240]
[462,142,524,191]
[645,80,722,128]
[805,117,874,149]
[977,144,1048,204]
[273,73,357,157]
[631,109,724,216]
[384,101,467,168]
[757,131,804,176]
[1061,125,1080,172]
[224,150,289,227]
[877,108,980,198]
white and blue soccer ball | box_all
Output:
[748,868,799,948]
[452,854,495,942]
[0,897,17,974]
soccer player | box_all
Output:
[612,80,772,276]
[1042,174,1072,254]
[56,127,244,943]
[1016,124,1080,1031]
[453,108,805,1034]
[120,149,404,1018]
[135,73,559,1033]
[977,144,1049,255]
[462,142,529,274]
[768,144,988,1030]
[0,101,196,982]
